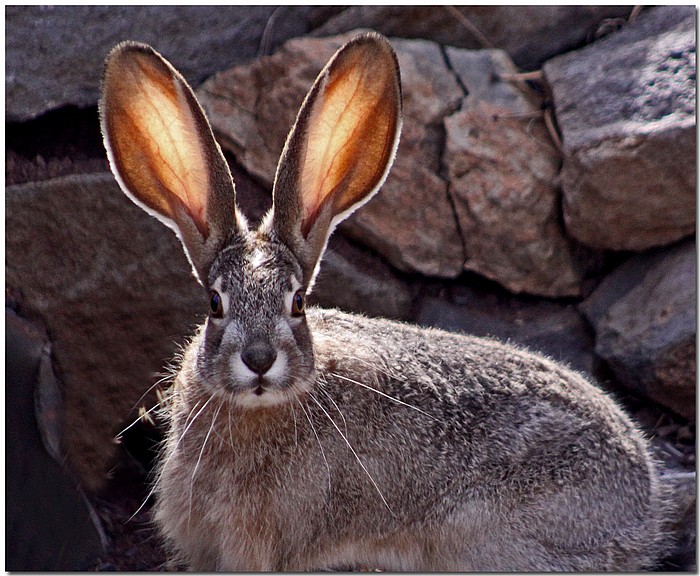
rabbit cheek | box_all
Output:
[196,318,239,394]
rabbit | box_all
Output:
[99,32,674,571]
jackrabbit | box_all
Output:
[99,33,672,571]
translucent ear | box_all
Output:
[99,41,243,283]
[271,32,402,287]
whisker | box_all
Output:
[130,370,174,413]
[346,352,403,382]
[210,396,231,446]
[317,383,348,437]
[129,396,213,522]
[118,373,178,439]
[329,372,436,421]
[308,393,393,514]
[290,399,299,448]
[117,401,162,439]
[298,399,331,494]
[227,401,235,449]
[188,397,224,526]
[191,398,223,479]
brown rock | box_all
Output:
[544,6,696,251]
[6,174,206,492]
[342,158,463,278]
[445,103,588,297]
[442,46,595,297]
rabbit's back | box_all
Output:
[306,308,670,570]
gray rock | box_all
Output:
[6,5,319,122]
[580,239,696,419]
[313,5,634,70]
[544,6,696,251]
[444,47,534,114]
[442,47,598,297]
[310,236,415,321]
[198,33,466,278]
[6,173,207,491]
[416,288,597,376]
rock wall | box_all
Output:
[6,5,325,122]
[5,6,696,569]
[544,6,696,251]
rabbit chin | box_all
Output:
[234,388,293,409]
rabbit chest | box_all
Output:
[154,386,325,570]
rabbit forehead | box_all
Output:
[208,235,303,299]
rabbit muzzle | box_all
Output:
[226,338,291,404]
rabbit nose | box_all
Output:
[241,341,277,375]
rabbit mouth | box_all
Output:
[223,349,309,408]
[247,377,280,397]
[232,378,303,409]
[233,370,317,409]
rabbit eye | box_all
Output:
[210,290,223,318]
[291,290,306,317]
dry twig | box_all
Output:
[444,6,495,49]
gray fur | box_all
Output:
[100,33,675,572]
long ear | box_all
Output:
[99,41,244,284]
[269,32,402,288]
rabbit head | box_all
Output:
[99,33,402,409]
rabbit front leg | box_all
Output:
[155,430,283,572]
